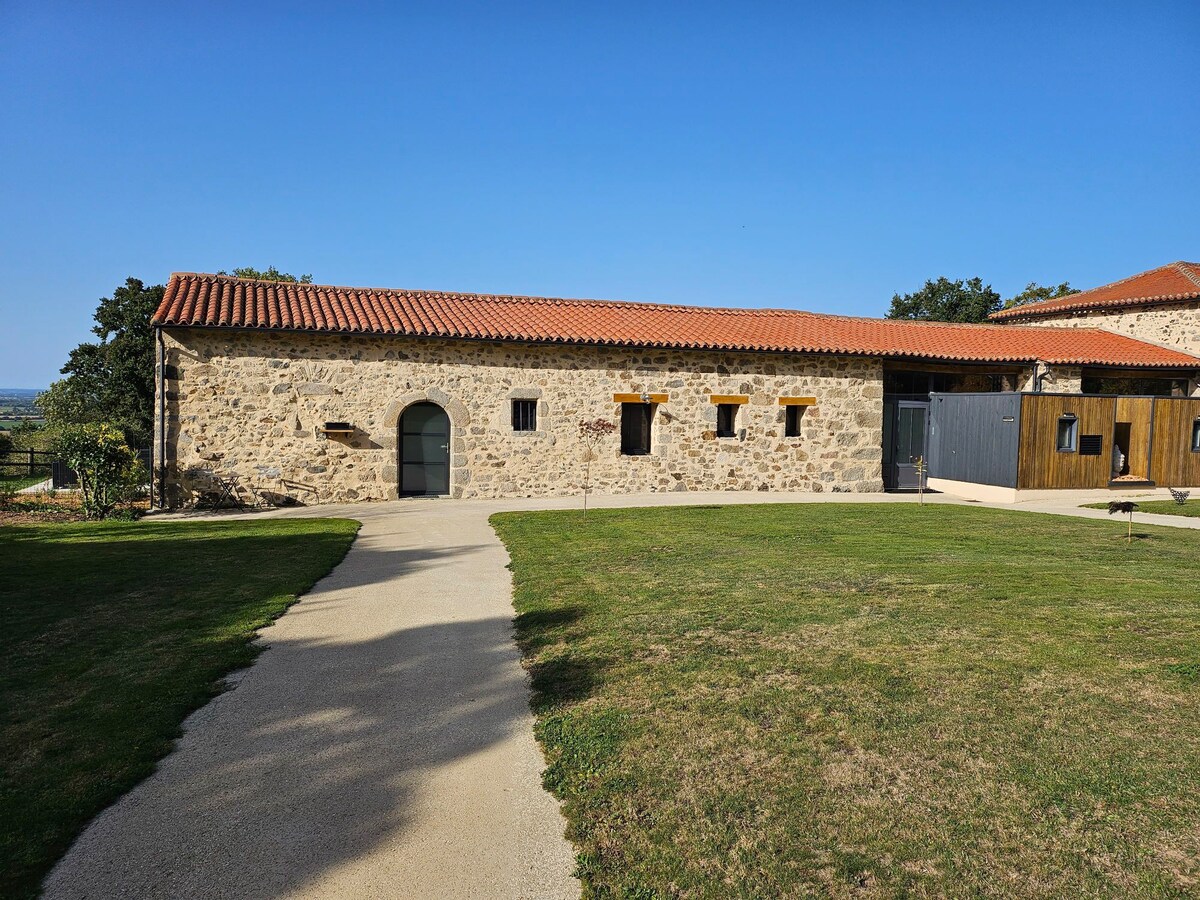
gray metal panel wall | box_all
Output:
[927,393,1022,488]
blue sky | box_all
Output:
[2,1,1197,388]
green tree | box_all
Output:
[40,278,164,447]
[219,266,313,283]
[1003,281,1080,309]
[886,277,1002,323]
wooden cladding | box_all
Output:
[709,394,749,405]
[1018,395,1116,489]
[778,396,818,406]
[1017,395,1200,489]
[1114,397,1153,480]
[612,392,669,404]
[1151,398,1200,487]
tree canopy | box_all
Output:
[41,277,164,446]
[219,266,313,283]
[1002,281,1080,309]
[885,277,1002,323]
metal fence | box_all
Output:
[1,448,153,503]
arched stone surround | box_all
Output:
[379,389,472,499]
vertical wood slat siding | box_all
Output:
[1149,397,1200,487]
[1017,395,1116,489]
[1114,397,1154,480]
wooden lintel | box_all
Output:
[709,394,750,405]
[778,396,817,406]
[613,392,669,404]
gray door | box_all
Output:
[399,402,450,496]
[893,401,929,491]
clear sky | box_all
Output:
[2,1,1197,388]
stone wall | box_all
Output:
[1014,300,1200,356]
[157,329,887,504]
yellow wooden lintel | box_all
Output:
[778,396,817,406]
[709,394,750,405]
[613,392,669,404]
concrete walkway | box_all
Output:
[44,500,578,900]
[42,489,1198,900]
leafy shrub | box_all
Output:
[54,423,147,519]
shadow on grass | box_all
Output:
[1,521,506,899]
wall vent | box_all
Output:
[1079,434,1103,456]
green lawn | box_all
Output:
[0,517,359,899]
[1085,499,1200,518]
[492,504,1200,898]
[0,474,49,492]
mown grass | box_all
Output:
[0,474,48,492]
[492,504,1200,899]
[0,517,359,899]
[1085,499,1200,518]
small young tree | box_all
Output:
[1107,500,1140,545]
[578,418,617,511]
[55,423,146,519]
[913,455,927,505]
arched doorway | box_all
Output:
[399,402,451,496]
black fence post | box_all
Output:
[28,448,35,477]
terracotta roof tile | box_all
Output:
[991,261,1200,321]
[153,272,1200,369]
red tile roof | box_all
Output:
[990,261,1200,321]
[154,272,1200,369]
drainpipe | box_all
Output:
[1033,361,1055,393]
[156,327,167,508]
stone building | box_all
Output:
[991,261,1200,357]
[152,270,1200,505]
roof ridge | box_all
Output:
[1174,261,1200,290]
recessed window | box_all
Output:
[1056,414,1078,452]
[716,403,738,438]
[785,405,804,438]
[620,403,653,455]
[511,399,537,432]
[1192,418,1200,452]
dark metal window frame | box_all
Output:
[784,405,803,438]
[1056,414,1078,453]
[620,403,653,456]
[715,403,738,438]
[1192,417,1200,453]
[511,399,537,432]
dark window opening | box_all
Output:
[1056,415,1078,452]
[716,403,738,438]
[620,403,653,455]
[511,399,537,432]
[785,405,804,437]
[1081,376,1188,396]
[1079,434,1103,456]
[1192,418,1200,452]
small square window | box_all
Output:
[1192,418,1200,452]
[785,405,804,438]
[1056,415,1078,452]
[511,399,537,432]
[716,403,738,438]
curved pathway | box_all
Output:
[43,501,577,900]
